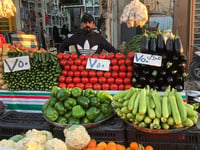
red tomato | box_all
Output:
[67,83,75,88]
[78,65,85,71]
[126,72,133,78]
[67,60,74,65]
[75,59,82,65]
[119,65,126,72]
[79,55,85,60]
[99,77,106,84]
[96,71,104,77]
[65,77,73,83]
[125,59,133,66]
[85,54,92,60]
[74,71,81,77]
[112,72,118,78]
[125,84,132,90]
[57,53,64,60]
[119,72,126,78]
[63,53,70,60]
[59,83,67,88]
[60,59,67,66]
[104,72,111,78]
[64,65,70,71]
[71,53,78,60]
[127,66,133,72]
[99,52,106,59]
[128,51,135,60]
[107,52,115,60]
[118,59,125,66]
[118,84,124,90]
[90,77,98,84]
[71,65,78,72]
[115,52,124,60]
[115,78,123,85]
[58,76,66,83]
[109,66,112,71]
[76,83,85,89]
[124,78,131,84]
[73,77,81,84]
[93,83,101,90]
[81,70,88,77]
[81,77,89,84]
[85,83,93,89]
[110,84,118,90]
[107,78,115,84]
[89,70,96,77]
[102,83,109,90]
[68,71,74,77]
[62,70,68,76]
[81,60,87,66]
[111,59,118,65]
[112,65,119,72]
[92,54,99,58]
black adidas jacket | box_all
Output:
[59,30,119,55]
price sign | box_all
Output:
[86,58,110,71]
[133,53,162,67]
[3,56,30,73]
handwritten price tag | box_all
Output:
[134,53,162,67]
[86,58,110,71]
[3,56,30,73]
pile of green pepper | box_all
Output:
[3,51,62,91]
[42,86,114,125]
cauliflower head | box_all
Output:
[40,130,53,141]
[64,125,90,149]
[25,129,48,144]
[0,139,16,148]
[44,138,67,150]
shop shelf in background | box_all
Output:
[0,111,53,140]
[53,115,126,145]
[126,121,200,150]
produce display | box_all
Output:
[42,86,113,125]
[0,48,8,89]
[3,50,61,91]
[113,86,199,130]
[57,52,134,90]
[132,31,187,91]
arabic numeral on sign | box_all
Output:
[86,58,110,71]
[96,63,101,69]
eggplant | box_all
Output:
[174,84,184,91]
[139,75,147,84]
[172,54,179,62]
[160,85,168,91]
[141,31,149,53]
[159,69,167,77]
[158,76,165,83]
[133,63,141,70]
[167,76,174,84]
[166,34,174,54]
[156,29,165,53]
[133,71,140,78]
[148,76,156,85]
[142,68,150,76]
[134,82,143,88]
[149,33,157,54]
[152,84,159,91]
[174,31,184,56]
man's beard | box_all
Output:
[83,26,92,33]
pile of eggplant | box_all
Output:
[132,30,187,91]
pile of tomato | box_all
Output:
[57,52,135,90]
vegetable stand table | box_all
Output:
[0,90,187,113]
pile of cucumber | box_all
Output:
[113,86,199,130]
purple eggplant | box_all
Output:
[174,31,184,56]
[141,31,149,53]
[174,84,184,91]
[166,34,174,54]
[156,29,165,53]
[149,33,157,54]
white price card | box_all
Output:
[86,58,110,71]
[3,56,30,73]
[133,53,162,67]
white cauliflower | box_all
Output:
[64,125,90,149]
[15,137,44,150]
[44,138,67,150]
[25,129,48,144]
[0,139,16,148]
[40,130,53,141]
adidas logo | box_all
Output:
[77,40,98,55]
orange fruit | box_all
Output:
[88,139,97,148]
[130,142,139,150]
[145,145,153,150]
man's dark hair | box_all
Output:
[81,13,94,23]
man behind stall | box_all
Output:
[59,13,119,55]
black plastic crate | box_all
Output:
[126,120,200,150]
[53,115,126,145]
[0,111,53,139]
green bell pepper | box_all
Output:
[44,106,58,121]
[64,100,72,110]
[71,87,82,97]
[84,88,96,98]
[81,117,91,124]
[90,97,100,107]
[55,101,66,115]
[56,87,71,101]
[97,91,113,102]
[57,116,67,124]
[42,100,49,112]
[66,97,76,106]
[51,86,60,97]
[68,117,80,125]
[64,111,72,119]
[77,96,90,108]
[72,105,85,119]
[104,104,113,118]
[101,103,109,114]
[86,107,100,120]
[49,96,58,106]
[94,112,105,122]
